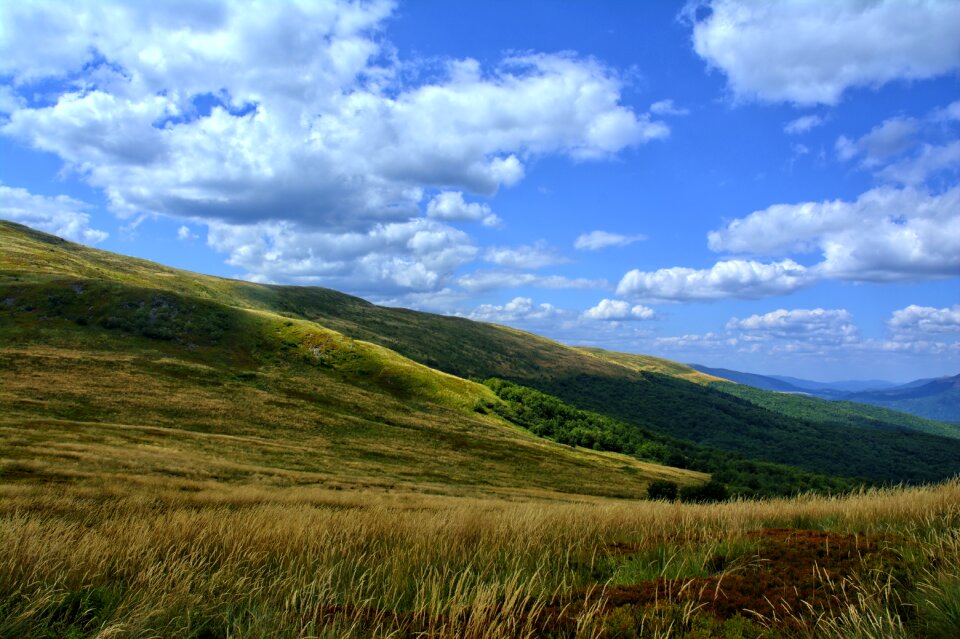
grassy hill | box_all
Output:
[3,222,960,638]
[711,381,960,440]
[576,348,724,383]
[1,225,709,500]
[3,220,960,489]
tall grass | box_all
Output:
[1,479,958,638]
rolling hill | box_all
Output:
[3,220,960,492]
[690,362,960,423]
[845,375,960,423]
[0,223,706,500]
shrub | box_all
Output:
[647,480,679,501]
[680,479,729,503]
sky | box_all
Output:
[1,0,958,382]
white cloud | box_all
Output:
[484,241,566,270]
[177,225,198,241]
[932,99,960,122]
[863,338,960,356]
[655,332,737,351]
[425,191,501,227]
[784,115,824,135]
[574,230,646,251]
[0,1,665,235]
[835,116,918,166]
[468,296,564,323]
[206,217,477,294]
[707,186,960,282]
[652,308,959,362]
[649,99,689,116]
[457,270,607,293]
[0,185,108,244]
[888,304,960,335]
[583,299,655,321]
[0,86,23,114]
[616,259,810,302]
[686,0,960,105]
[727,308,859,345]
[877,141,960,186]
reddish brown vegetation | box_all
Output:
[603,528,895,622]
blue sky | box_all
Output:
[1,0,958,382]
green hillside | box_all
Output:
[575,347,725,383]
[845,375,960,423]
[1,226,707,499]
[712,381,960,440]
[3,220,959,488]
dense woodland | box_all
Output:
[483,378,857,499]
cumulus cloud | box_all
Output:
[655,332,737,351]
[686,0,960,105]
[616,259,810,302]
[468,297,565,323]
[888,304,960,335]
[835,116,918,166]
[727,308,859,345]
[206,217,477,293]
[574,230,646,251]
[932,99,960,122]
[877,141,960,186]
[784,115,824,135]
[649,99,689,116]
[425,191,502,227]
[177,225,198,241]
[583,299,655,321]
[457,270,607,293]
[0,1,679,295]
[0,2,666,231]
[0,185,108,244]
[707,186,960,282]
[484,241,566,269]
[0,86,23,114]
[653,306,958,361]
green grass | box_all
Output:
[0,255,703,499]
[711,381,960,439]
[3,219,960,488]
[3,221,960,638]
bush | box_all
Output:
[679,479,729,503]
[647,480,679,501]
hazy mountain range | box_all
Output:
[690,365,960,422]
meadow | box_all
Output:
[3,222,960,638]
[1,478,959,638]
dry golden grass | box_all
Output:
[576,348,725,385]
[1,478,958,638]
[0,329,706,500]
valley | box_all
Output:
[2,220,959,638]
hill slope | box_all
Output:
[688,364,806,392]
[690,361,960,423]
[1,228,707,499]
[3,220,960,486]
[845,375,960,423]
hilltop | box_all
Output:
[0,222,703,499]
[3,220,960,638]
[3,220,960,493]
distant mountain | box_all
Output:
[4,219,960,491]
[688,365,810,393]
[767,375,897,394]
[845,375,960,423]
[690,363,960,423]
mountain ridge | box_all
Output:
[689,362,960,423]
[3,220,960,490]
